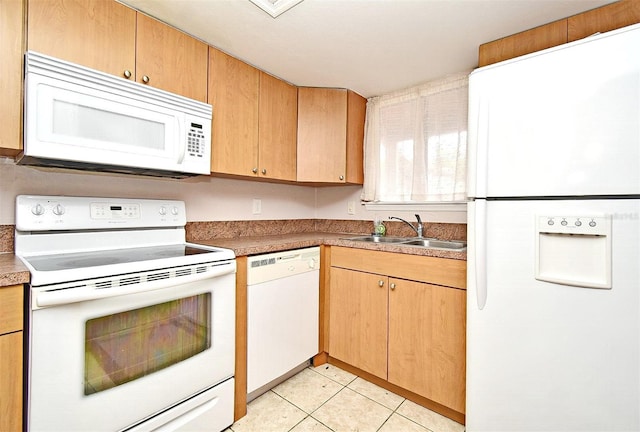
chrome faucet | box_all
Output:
[389,214,423,238]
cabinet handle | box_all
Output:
[390,283,396,290]
[378,280,384,287]
[339,175,345,181]
[123,70,132,79]
[252,168,258,174]
[262,168,267,175]
[142,75,150,84]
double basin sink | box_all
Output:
[342,235,466,251]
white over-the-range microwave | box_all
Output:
[18,51,212,178]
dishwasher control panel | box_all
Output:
[247,247,319,285]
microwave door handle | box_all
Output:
[176,116,186,164]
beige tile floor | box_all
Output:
[226,364,465,432]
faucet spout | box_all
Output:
[388,214,423,238]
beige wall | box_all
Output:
[0,158,317,224]
[0,158,466,225]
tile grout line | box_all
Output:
[233,364,454,432]
[305,366,410,432]
[306,366,408,432]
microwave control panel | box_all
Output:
[187,122,206,158]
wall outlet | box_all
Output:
[252,199,262,215]
[347,201,355,215]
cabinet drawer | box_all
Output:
[0,285,23,334]
[330,246,466,289]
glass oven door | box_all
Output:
[27,269,235,432]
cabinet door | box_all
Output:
[297,87,347,183]
[0,285,23,432]
[328,267,387,379]
[28,0,136,78]
[209,47,259,176]
[258,72,297,181]
[0,332,22,432]
[0,0,24,155]
[478,20,567,67]
[345,90,366,184]
[0,285,23,334]
[568,0,640,42]
[388,279,466,413]
[135,13,208,102]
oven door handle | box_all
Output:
[35,262,235,308]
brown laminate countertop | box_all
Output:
[0,253,30,288]
[193,232,467,261]
[0,230,466,287]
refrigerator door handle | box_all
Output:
[476,101,489,199]
[474,199,488,310]
[467,94,490,199]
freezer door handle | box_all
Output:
[474,199,488,309]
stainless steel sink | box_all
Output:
[401,239,467,250]
[343,235,466,250]
[343,235,410,243]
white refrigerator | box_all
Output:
[466,24,640,431]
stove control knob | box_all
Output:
[52,204,65,216]
[159,206,167,216]
[31,204,45,216]
[171,206,179,216]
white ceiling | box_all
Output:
[120,0,613,98]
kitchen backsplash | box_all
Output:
[186,219,466,242]
[0,225,13,253]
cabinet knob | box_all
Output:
[378,280,384,287]
[123,70,132,79]
[252,168,258,174]
[390,283,396,290]
[142,75,150,84]
[262,168,267,175]
[339,175,345,181]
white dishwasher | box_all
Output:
[246,246,320,399]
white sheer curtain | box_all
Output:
[361,73,469,203]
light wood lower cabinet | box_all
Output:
[328,247,466,419]
[388,278,466,414]
[0,284,24,432]
[328,267,388,379]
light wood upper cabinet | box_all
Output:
[209,47,260,177]
[0,0,25,156]
[567,0,640,41]
[135,13,208,102]
[27,0,208,101]
[258,72,297,181]
[0,285,24,432]
[209,49,298,181]
[478,20,568,67]
[478,0,640,66]
[388,278,466,414]
[297,88,366,184]
[28,0,136,79]
[346,90,366,184]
